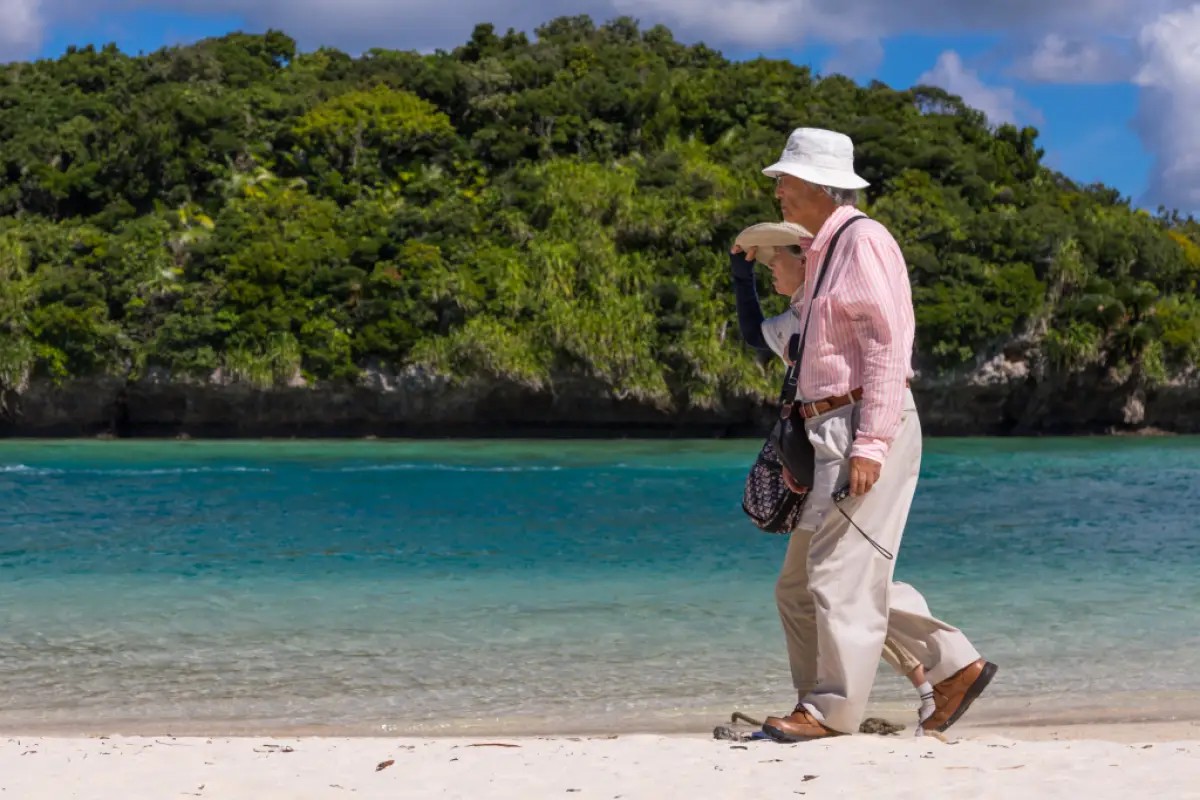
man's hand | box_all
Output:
[781,465,808,494]
[849,456,881,496]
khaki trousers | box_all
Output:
[774,391,979,733]
[881,639,922,676]
[776,541,921,688]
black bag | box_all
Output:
[770,332,816,488]
[741,362,808,533]
[741,215,865,533]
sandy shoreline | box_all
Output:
[6,691,1199,738]
[3,722,1198,800]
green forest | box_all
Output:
[2,16,1199,414]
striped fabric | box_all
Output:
[794,205,916,466]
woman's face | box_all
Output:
[768,245,807,297]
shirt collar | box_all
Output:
[789,285,806,309]
[809,205,861,256]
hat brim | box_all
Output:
[734,221,815,247]
[734,221,815,265]
[762,161,870,190]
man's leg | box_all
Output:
[848,400,988,731]
[768,402,911,734]
[881,638,920,677]
[885,582,980,686]
[882,639,938,732]
[799,470,907,731]
[885,580,994,733]
[766,395,991,739]
[772,397,934,734]
[775,528,818,698]
[781,536,931,704]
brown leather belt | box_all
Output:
[796,388,864,419]
[782,382,910,420]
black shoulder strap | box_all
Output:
[778,215,866,405]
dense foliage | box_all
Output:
[2,18,1199,410]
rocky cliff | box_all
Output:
[3,350,1198,439]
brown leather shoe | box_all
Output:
[922,658,998,733]
[762,706,842,742]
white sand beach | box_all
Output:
[4,722,1199,800]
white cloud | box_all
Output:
[151,0,615,55]
[602,0,1195,51]
[606,0,877,48]
[1011,33,1135,83]
[85,1,1200,54]
[0,0,43,61]
[2,1,1191,61]
[916,51,1030,126]
[1133,5,1200,212]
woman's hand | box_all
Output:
[731,243,758,262]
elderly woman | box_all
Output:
[729,240,936,732]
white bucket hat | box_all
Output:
[762,128,870,190]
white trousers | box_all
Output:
[774,391,980,733]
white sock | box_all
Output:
[915,681,935,736]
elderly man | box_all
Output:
[758,128,997,740]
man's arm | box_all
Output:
[839,235,913,470]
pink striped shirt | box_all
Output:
[793,205,915,466]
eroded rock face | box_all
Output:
[1122,390,1147,426]
[2,363,1198,438]
[968,350,1031,387]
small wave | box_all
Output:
[4,461,731,477]
[0,465,270,477]
[332,463,730,474]
[87,466,272,476]
[333,464,564,474]
[609,463,732,472]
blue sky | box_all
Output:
[35,10,248,61]
[11,2,1195,213]
[740,34,1152,204]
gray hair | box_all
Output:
[817,184,859,207]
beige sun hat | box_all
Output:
[734,221,814,264]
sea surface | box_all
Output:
[1,437,1198,735]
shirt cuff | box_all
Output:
[850,436,890,466]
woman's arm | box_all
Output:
[730,251,772,353]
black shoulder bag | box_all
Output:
[741,216,865,533]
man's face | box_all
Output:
[774,174,817,224]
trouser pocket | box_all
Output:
[796,404,856,530]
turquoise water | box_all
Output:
[1,438,1198,735]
